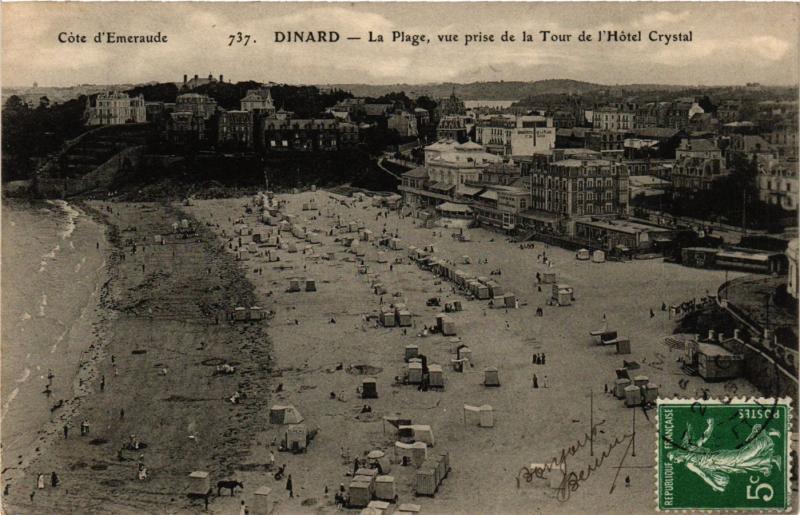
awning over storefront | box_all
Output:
[430,182,456,193]
[436,202,473,214]
[478,190,498,201]
[456,185,483,197]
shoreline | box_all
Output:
[1,199,111,495]
[2,201,274,514]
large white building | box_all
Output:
[475,115,555,156]
[85,91,146,126]
[757,156,798,211]
[425,139,502,187]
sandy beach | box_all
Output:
[1,190,787,514]
[182,191,767,514]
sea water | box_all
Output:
[1,200,107,478]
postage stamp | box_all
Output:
[657,397,792,511]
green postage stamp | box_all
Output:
[657,398,792,511]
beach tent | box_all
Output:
[154,234,163,244]
[614,378,632,399]
[463,404,493,428]
[394,441,427,467]
[381,311,396,327]
[624,385,641,407]
[283,424,308,452]
[503,293,516,308]
[377,252,388,264]
[616,339,631,354]
[428,365,444,388]
[288,278,301,292]
[250,306,264,321]
[457,346,472,363]
[592,250,606,263]
[348,480,372,508]
[287,242,298,253]
[362,378,378,399]
[633,375,649,387]
[542,271,557,284]
[252,486,273,515]
[576,249,590,260]
[435,314,456,336]
[405,345,419,361]
[400,424,434,446]
[269,405,304,425]
[188,471,211,496]
[486,281,504,298]
[233,307,249,322]
[396,310,412,327]
[374,477,396,503]
[484,367,500,387]
[643,384,659,404]
[415,467,436,496]
[305,278,316,292]
[390,238,403,250]
[397,503,422,515]
[408,362,423,384]
[474,283,490,300]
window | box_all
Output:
[578,180,584,191]
[577,193,583,202]
[587,204,594,214]
[588,179,594,189]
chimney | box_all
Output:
[183,74,187,84]
[733,329,740,340]
[708,329,715,341]
[718,332,724,343]
[194,74,199,81]
[219,74,224,83]
[208,73,213,80]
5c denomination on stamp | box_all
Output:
[656,398,792,511]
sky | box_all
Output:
[2,2,799,88]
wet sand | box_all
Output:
[2,200,109,495]
[2,201,272,514]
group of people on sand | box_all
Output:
[29,472,60,502]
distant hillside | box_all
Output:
[322,80,609,100]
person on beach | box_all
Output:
[63,424,69,439]
[286,475,293,498]
[100,375,105,392]
[37,474,45,490]
[269,451,276,470]
[120,408,125,420]
[239,500,247,515]
[50,472,59,488]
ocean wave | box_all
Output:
[16,368,31,383]
[46,199,80,240]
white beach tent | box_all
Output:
[269,404,304,425]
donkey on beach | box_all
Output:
[217,480,244,497]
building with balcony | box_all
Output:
[85,91,146,126]
[217,110,253,148]
[175,93,218,120]
[757,156,798,211]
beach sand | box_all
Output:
[182,191,769,514]
[2,191,786,514]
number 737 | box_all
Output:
[228,32,252,46]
